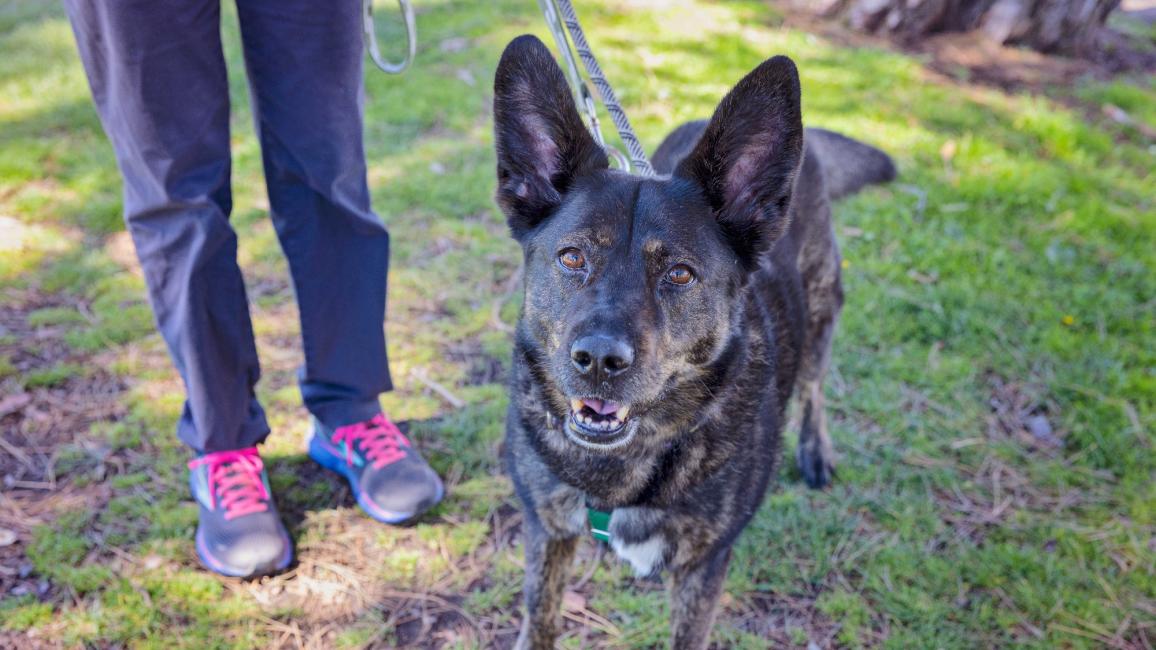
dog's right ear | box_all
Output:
[493,35,608,241]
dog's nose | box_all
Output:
[570,335,634,378]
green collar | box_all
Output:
[587,507,612,542]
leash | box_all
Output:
[363,0,417,74]
[363,0,652,175]
[537,0,655,177]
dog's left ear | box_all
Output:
[493,35,608,241]
[674,56,804,268]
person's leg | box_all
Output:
[64,0,290,577]
[234,0,391,429]
[235,0,442,523]
[63,0,268,454]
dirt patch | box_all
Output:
[986,373,1064,452]
[444,342,506,387]
[777,2,1156,92]
[917,31,1094,91]
[0,289,127,604]
[728,591,843,648]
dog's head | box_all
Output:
[494,35,803,451]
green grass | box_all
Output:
[21,362,83,389]
[1,0,1153,647]
[0,595,54,632]
[0,354,15,379]
[25,305,85,327]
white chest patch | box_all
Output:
[610,535,667,577]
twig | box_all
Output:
[376,588,482,630]
[572,543,604,590]
[490,263,523,334]
[0,434,36,473]
[5,479,55,491]
[561,606,622,638]
[1050,623,1130,649]
[411,367,466,409]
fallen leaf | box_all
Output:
[940,139,957,164]
[562,590,586,612]
[0,393,31,418]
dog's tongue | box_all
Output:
[583,398,620,415]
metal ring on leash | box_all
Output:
[538,0,630,172]
[363,0,416,75]
[538,0,654,176]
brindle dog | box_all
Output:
[493,35,895,649]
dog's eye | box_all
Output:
[558,248,586,271]
[666,265,695,286]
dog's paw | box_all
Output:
[797,444,835,489]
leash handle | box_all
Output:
[539,0,654,176]
[363,0,416,75]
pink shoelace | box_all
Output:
[333,413,411,470]
[187,447,270,521]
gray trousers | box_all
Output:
[64,0,393,452]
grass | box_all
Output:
[20,362,83,389]
[0,0,1153,647]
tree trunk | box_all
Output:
[793,0,1121,55]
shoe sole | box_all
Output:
[307,432,445,525]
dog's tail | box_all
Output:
[805,128,897,200]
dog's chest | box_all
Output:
[606,507,668,576]
[610,533,667,576]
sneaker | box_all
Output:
[307,413,444,524]
[187,447,293,578]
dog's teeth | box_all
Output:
[617,406,630,420]
[570,399,583,414]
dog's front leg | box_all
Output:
[668,546,732,650]
[515,519,578,650]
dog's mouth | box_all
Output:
[565,397,633,445]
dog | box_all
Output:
[492,34,896,649]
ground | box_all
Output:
[1,0,1154,648]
